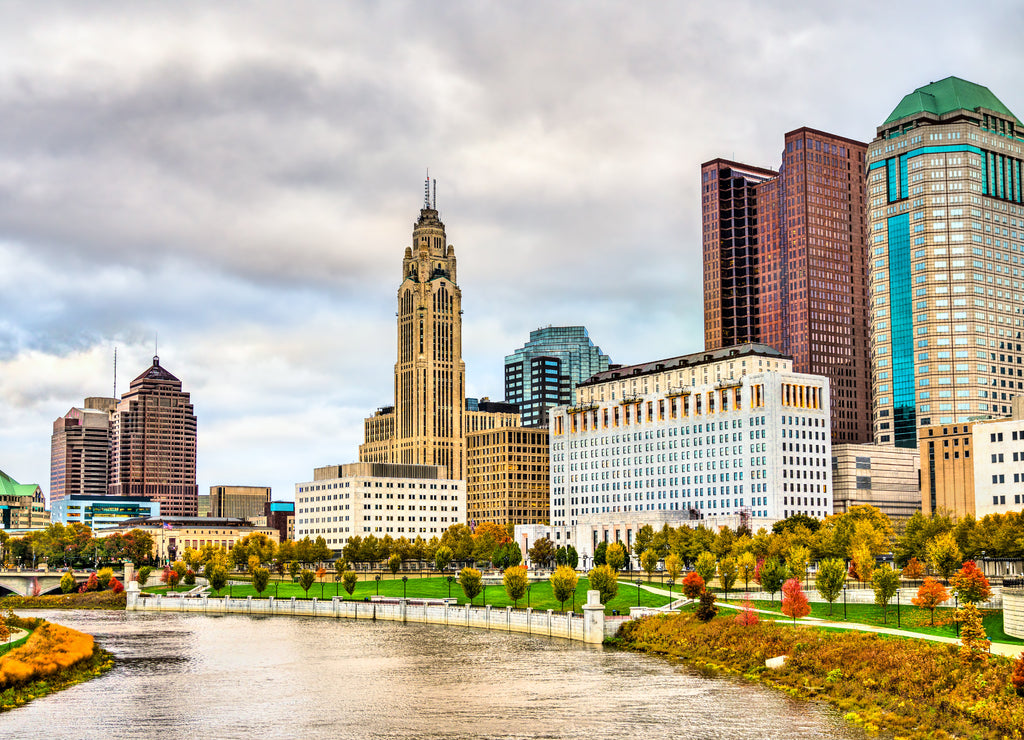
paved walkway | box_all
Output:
[629,582,1024,658]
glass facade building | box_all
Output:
[868,77,1024,447]
[504,326,611,428]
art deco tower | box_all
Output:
[361,179,470,479]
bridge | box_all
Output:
[0,570,124,597]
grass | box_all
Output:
[204,575,672,615]
[141,585,196,594]
[0,632,32,657]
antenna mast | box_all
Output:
[424,170,430,209]
[433,178,437,209]
[113,347,117,399]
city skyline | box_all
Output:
[1,2,1022,502]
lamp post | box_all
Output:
[527,583,532,609]
[667,578,674,607]
[446,575,454,599]
[402,575,408,599]
[636,578,642,607]
[375,574,381,596]
[843,584,847,620]
[896,589,901,628]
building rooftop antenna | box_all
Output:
[155,332,159,364]
[424,170,430,209]
[113,346,117,399]
[433,178,437,210]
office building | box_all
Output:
[0,468,49,530]
[504,326,611,428]
[209,485,272,520]
[102,516,278,563]
[919,422,976,518]
[360,179,519,480]
[868,77,1024,448]
[702,129,872,445]
[51,494,159,530]
[831,444,920,521]
[466,427,549,526]
[251,501,294,543]
[295,462,463,550]
[108,355,198,517]
[50,406,114,505]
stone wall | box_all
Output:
[1004,589,1024,639]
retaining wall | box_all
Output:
[1004,589,1024,639]
[125,590,625,643]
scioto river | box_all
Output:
[0,610,870,739]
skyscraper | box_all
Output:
[360,179,519,480]
[702,127,871,444]
[49,400,116,505]
[108,356,198,517]
[504,326,611,428]
[868,77,1024,447]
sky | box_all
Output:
[2,1,1023,505]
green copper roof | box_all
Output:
[0,468,40,498]
[884,77,1019,125]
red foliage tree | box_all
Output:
[949,560,991,605]
[78,573,99,593]
[160,567,172,584]
[30,577,41,597]
[1011,653,1024,697]
[681,572,705,600]
[753,558,765,585]
[780,578,810,622]
[901,557,925,580]
[109,577,124,594]
[911,577,950,625]
[735,599,759,626]
[167,570,181,588]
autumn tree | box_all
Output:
[737,552,757,592]
[786,545,811,583]
[342,571,359,596]
[605,542,627,571]
[1011,653,1024,697]
[298,569,316,597]
[681,572,705,601]
[871,564,900,624]
[252,567,270,596]
[694,552,717,585]
[471,522,508,564]
[137,566,153,588]
[901,556,925,580]
[527,537,555,570]
[814,558,846,615]
[593,541,608,567]
[949,560,992,604]
[718,556,738,600]
[849,542,875,583]
[640,549,658,579]
[550,565,578,612]
[781,578,810,622]
[912,577,950,626]
[632,524,655,561]
[956,603,991,662]
[209,565,228,595]
[759,558,788,602]
[664,553,682,583]
[59,572,76,594]
[440,524,474,562]
[503,565,528,607]
[587,564,618,605]
[459,567,483,605]
[695,590,718,622]
[926,531,962,582]
[387,553,403,576]
[433,545,454,573]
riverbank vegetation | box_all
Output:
[0,591,127,610]
[614,611,1024,739]
[0,619,113,712]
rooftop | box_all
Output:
[579,343,790,387]
[884,76,1019,125]
[0,468,41,498]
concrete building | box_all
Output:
[504,326,611,428]
[919,422,976,517]
[360,178,519,481]
[703,128,872,445]
[209,485,272,520]
[0,468,49,530]
[541,344,831,553]
[868,77,1024,448]
[108,356,198,517]
[250,501,294,543]
[973,409,1024,517]
[49,399,117,506]
[51,494,159,530]
[831,443,920,521]
[466,427,549,527]
[295,462,463,550]
[103,516,278,563]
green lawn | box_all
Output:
[142,585,196,594]
[208,575,671,615]
[718,597,1024,645]
[0,630,32,656]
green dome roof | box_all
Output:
[884,77,1019,125]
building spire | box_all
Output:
[424,170,430,209]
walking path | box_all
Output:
[630,582,1024,658]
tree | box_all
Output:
[252,567,270,596]
[137,566,153,587]
[503,565,528,607]
[184,569,195,586]
[342,571,359,596]
[458,567,483,604]
[664,553,682,583]
[441,524,474,562]
[871,564,900,624]
[912,577,950,625]
[472,522,508,564]
[737,552,757,593]
[587,564,618,605]
[718,557,738,600]
[786,545,811,583]
[247,555,260,574]
[387,553,403,576]
[209,565,228,595]
[554,546,567,567]
[59,572,76,594]
[781,578,810,622]
[814,558,846,616]
[632,524,655,560]
[694,552,717,585]
[926,531,962,582]
[759,558,788,601]
[950,560,992,605]
[902,557,925,580]
[695,590,718,622]
[298,569,316,597]
[434,545,453,573]
[593,541,608,566]
[312,536,332,566]
[849,542,875,582]
[605,542,626,571]
[1011,653,1024,697]
[735,599,759,626]
[550,565,578,612]
[956,603,991,662]
[565,545,579,570]
[773,513,822,534]
[681,572,704,600]
[97,567,114,590]
[527,537,555,570]
[640,549,659,579]
[288,561,300,581]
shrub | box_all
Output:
[184,569,196,586]
[109,577,124,594]
[137,566,153,587]
[96,568,114,590]
[78,573,99,593]
[695,590,718,622]
[59,572,76,594]
[734,599,759,626]
[1011,653,1024,697]
[0,623,95,689]
[681,572,705,600]
[166,570,180,588]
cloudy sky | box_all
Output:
[2,1,1022,504]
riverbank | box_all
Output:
[0,618,114,712]
[612,611,1024,739]
[0,592,126,610]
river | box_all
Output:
[1,610,868,739]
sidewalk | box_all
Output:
[628,582,1024,658]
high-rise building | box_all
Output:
[702,128,872,444]
[108,356,198,517]
[466,427,549,526]
[504,326,611,428]
[0,468,49,530]
[209,485,272,519]
[50,405,114,505]
[868,77,1024,448]
[360,179,519,480]
[831,443,920,522]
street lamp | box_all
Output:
[635,578,642,607]
[402,575,409,599]
[375,574,381,596]
[446,575,454,598]
[667,578,674,606]
[843,584,847,620]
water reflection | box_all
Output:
[0,611,868,740]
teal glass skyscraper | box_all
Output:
[504,326,611,428]
[868,77,1024,447]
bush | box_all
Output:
[184,569,196,586]
[1011,653,1024,697]
[109,577,124,594]
[695,590,718,622]
[734,599,759,626]
[78,573,99,593]
[0,623,95,689]
[59,572,76,594]
[96,568,114,590]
